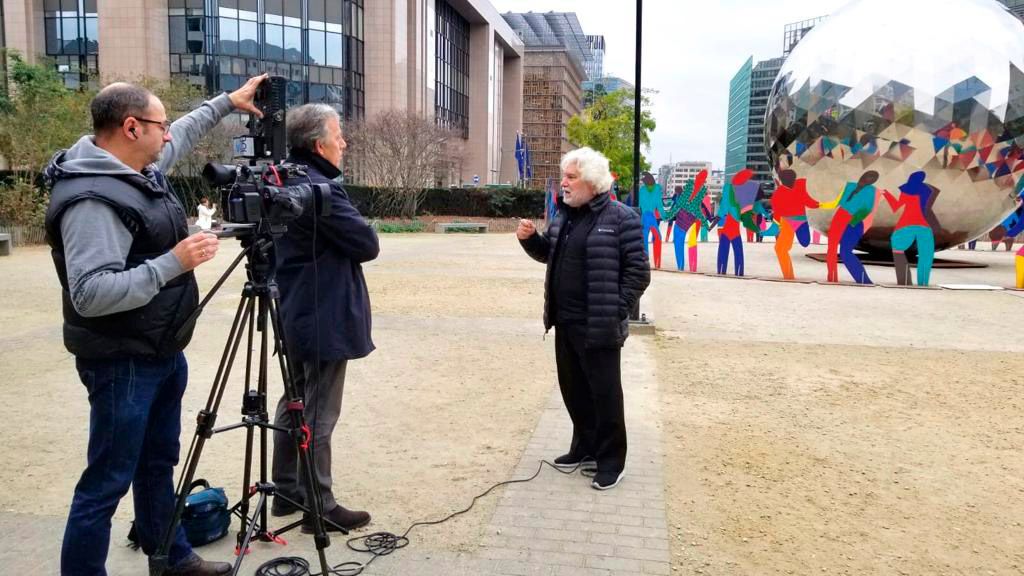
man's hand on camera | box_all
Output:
[229,73,269,118]
[516,219,537,240]
[173,232,220,272]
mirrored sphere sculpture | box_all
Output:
[766,0,1024,252]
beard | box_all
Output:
[563,188,599,208]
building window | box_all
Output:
[435,0,469,139]
[168,0,363,119]
[43,0,98,89]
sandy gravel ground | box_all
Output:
[0,235,555,552]
[1,234,1022,574]
[647,251,1024,576]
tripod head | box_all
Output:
[174,218,285,343]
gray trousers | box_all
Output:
[272,359,347,513]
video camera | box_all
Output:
[203,75,330,231]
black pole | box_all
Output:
[632,0,642,205]
[630,0,644,322]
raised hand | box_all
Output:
[516,219,537,240]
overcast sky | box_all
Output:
[492,0,851,170]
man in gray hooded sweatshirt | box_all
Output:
[44,76,266,576]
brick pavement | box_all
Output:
[477,335,671,576]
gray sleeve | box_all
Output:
[156,93,235,173]
[60,199,186,317]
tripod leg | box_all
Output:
[268,296,333,573]
[237,295,259,548]
[232,491,268,576]
[150,292,255,576]
[257,295,272,535]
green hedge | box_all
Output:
[177,180,547,218]
[1,171,547,221]
[343,185,546,218]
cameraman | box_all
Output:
[270,104,379,532]
[44,76,266,576]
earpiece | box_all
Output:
[129,127,138,139]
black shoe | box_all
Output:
[166,553,231,576]
[553,452,595,469]
[271,495,304,517]
[302,505,371,533]
[591,469,625,491]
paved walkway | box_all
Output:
[476,335,671,576]
[3,336,668,575]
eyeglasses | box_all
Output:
[134,117,172,134]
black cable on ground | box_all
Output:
[254,458,593,576]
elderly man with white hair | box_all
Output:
[517,147,650,490]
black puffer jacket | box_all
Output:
[521,192,650,348]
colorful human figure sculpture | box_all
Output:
[638,172,664,268]
[664,190,677,244]
[699,206,711,243]
[882,171,943,286]
[822,171,879,284]
[663,170,716,272]
[770,169,819,279]
[715,169,761,276]
[1001,203,1024,288]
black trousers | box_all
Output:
[554,323,627,475]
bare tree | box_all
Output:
[346,109,465,218]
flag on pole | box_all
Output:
[524,138,533,180]
[514,131,525,183]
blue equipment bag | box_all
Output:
[181,479,231,547]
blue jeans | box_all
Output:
[62,352,193,576]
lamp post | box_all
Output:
[630,0,648,324]
[632,0,642,209]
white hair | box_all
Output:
[287,103,342,151]
[560,147,614,194]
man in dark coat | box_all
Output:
[270,103,379,531]
[517,147,650,490]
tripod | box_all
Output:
[151,221,340,576]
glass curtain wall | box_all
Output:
[43,0,98,88]
[435,0,470,139]
[724,57,753,181]
[168,0,363,118]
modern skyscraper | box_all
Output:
[747,56,784,194]
[585,34,604,80]
[724,56,752,183]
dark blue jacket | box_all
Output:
[275,154,379,362]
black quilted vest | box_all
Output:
[44,164,198,359]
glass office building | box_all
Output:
[168,0,364,119]
[724,57,752,182]
[43,0,99,89]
